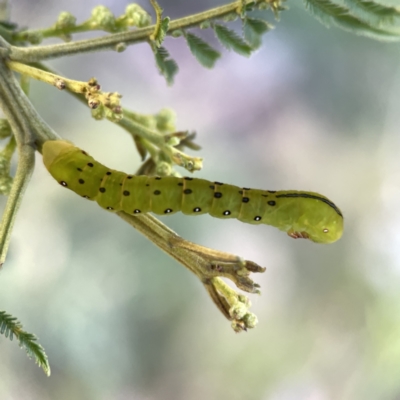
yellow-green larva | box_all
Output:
[42,140,344,244]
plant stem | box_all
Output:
[117,117,166,147]
[118,117,203,172]
[116,211,265,331]
[0,59,59,147]
[8,0,266,62]
[6,60,88,93]
[0,59,35,266]
[11,61,201,173]
[0,21,265,328]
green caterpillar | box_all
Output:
[42,140,343,243]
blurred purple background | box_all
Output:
[1,1,400,399]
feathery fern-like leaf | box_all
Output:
[213,24,253,57]
[153,46,179,85]
[149,0,169,47]
[303,0,348,22]
[369,0,400,6]
[243,18,274,49]
[342,0,398,26]
[333,12,400,39]
[356,0,400,18]
[18,331,51,376]
[303,0,400,40]
[154,17,170,47]
[185,33,221,68]
[0,310,51,376]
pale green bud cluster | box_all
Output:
[89,6,116,31]
[0,120,11,139]
[55,12,76,30]
[155,108,176,133]
[123,4,152,28]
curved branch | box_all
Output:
[118,117,203,172]
[6,60,88,92]
[0,145,35,266]
[0,54,60,266]
[0,59,35,266]
[0,57,59,146]
[116,211,265,331]
[7,0,266,62]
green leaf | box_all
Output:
[213,24,253,57]
[0,21,18,30]
[303,0,400,40]
[342,0,399,27]
[334,13,400,40]
[0,21,18,43]
[245,2,257,12]
[270,1,289,21]
[370,0,400,6]
[154,17,170,47]
[153,46,179,85]
[185,33,221,68]
[0,310,51,376]
[245,17,274,35]
[149,0,169,47]
[243,18,274,49]
[357,0,400,18]
[303,0,348,27]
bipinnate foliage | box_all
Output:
[2,1,284,85]
[303,0,400,41]
[0,0,399,376]
[153,46,179,86]
[244,17,274,48]
[0,311,51,376]
[184,33,222,68]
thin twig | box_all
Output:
[0,27,265,329]
[7,60,88,92]
[116,211,265,330]
[7,0,266,62]
[0,59,59,146]
[0,59,35,266]
[118,117,203,172]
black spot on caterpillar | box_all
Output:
[42,141,344,243]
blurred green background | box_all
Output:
[1,1,400,399]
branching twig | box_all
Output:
[0,310,51,376]
[8,61,202,172]
[0,57,263,330]
[118,117,203,172]
[117,211,265,331]
[7,0,269,62]
[0,45,59,146]
[0,59,36,266]
[0,2,267,331]
[7,60,89,92]
[7,61,123,121]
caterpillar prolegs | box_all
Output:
[42,141,344,244]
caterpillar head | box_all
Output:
[288,196,344,244]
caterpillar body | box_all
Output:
[42,140,344,244]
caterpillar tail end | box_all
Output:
[42,140,74,170]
